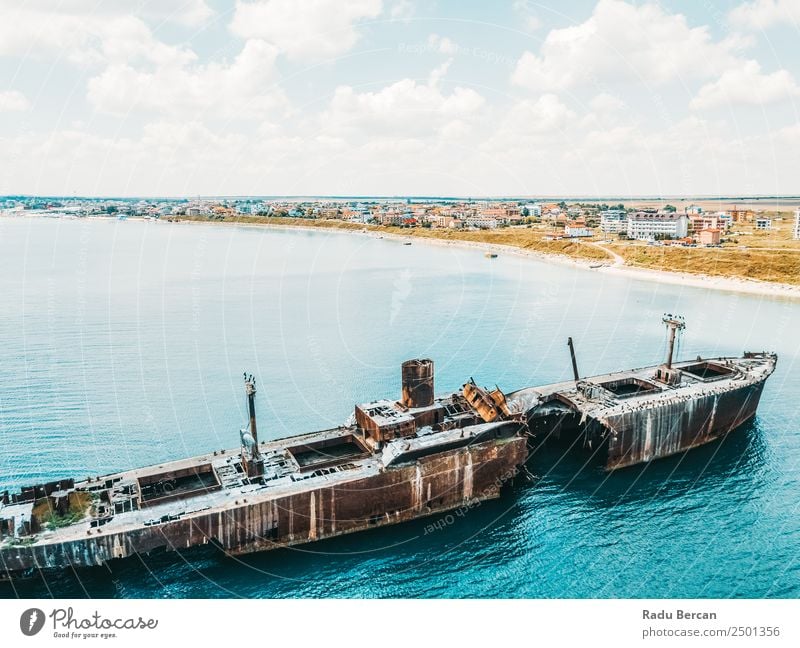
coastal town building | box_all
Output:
[794,209,800,240]
[465,215,498,229]
[698,228,721,246]
[564,226,593,238]
[378,213,403,226]
[627,213,689,240]
[599,210,627,234]
[431,215,463,229]
[688,214,730,233]
[755,217,772,230]
[522,203,542,217]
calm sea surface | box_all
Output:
[0,216,798,598]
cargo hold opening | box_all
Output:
[287,434,369,471]
[597,377,660,397]
[682,361,735,380]
[138,464,220,506]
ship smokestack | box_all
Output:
[401,359,434,408]
[567,337,580,382]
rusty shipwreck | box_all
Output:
[0,316,776,576]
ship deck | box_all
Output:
[0,353,776,552]
[0,417,513,549]
[505,354,776,422]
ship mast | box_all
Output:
[242,373,264,478]
[567,337,580,382]
[662,314,685,369]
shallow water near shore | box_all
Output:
[1,216,798,598]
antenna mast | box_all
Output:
[241,372,264,479]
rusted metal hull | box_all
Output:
[604,377,766,470]
[0,437,526,575]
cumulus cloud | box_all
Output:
[87,40,286,119]
[389,0,414,21]
[0,2,199,66]
[0,90,30,112]
[729,0,800,30]
[691,60,800,109]
[482,94,576,154]
[511,0,741,91]
[229,0,382,62]
[321,72,485,139]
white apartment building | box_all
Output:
[627,213,689,240]
[464,215,498,229]
[794,209,800,240]
[522,203,542,217]
[564,226,593,238]
[599,210,628,234]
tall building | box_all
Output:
[627,213,689,240]
[794,209,800,240]
[599,210,627,234]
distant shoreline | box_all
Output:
[171,216,800,301]
[5,212,800,300]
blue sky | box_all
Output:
[1,0,799,197]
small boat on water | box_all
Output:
[403,241,412,245]
[485,252,498,258]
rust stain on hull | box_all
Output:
[1,438,526,573]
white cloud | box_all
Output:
[229,0,382,62]
[589,92,626,113]
[0,90,30,112]
[483,94,576,154]
[321,73,485,139]
[2,120,273,197]
[145,0,215,27]
[512,0,741,91]
[691,60,800,109]
[389,0,414,21]
[0,3,196,66]
[87,40,285,119]
[729,0,800,30]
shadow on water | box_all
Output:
[526,418,767,506]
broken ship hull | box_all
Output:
[513,353,776,471]
[0,430,526,575]
[604,375,766,469]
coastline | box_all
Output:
[176,217,800,301]
[5,212,800,300]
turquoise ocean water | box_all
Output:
[0,217,798,598]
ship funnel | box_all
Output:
[401,359,434,408]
